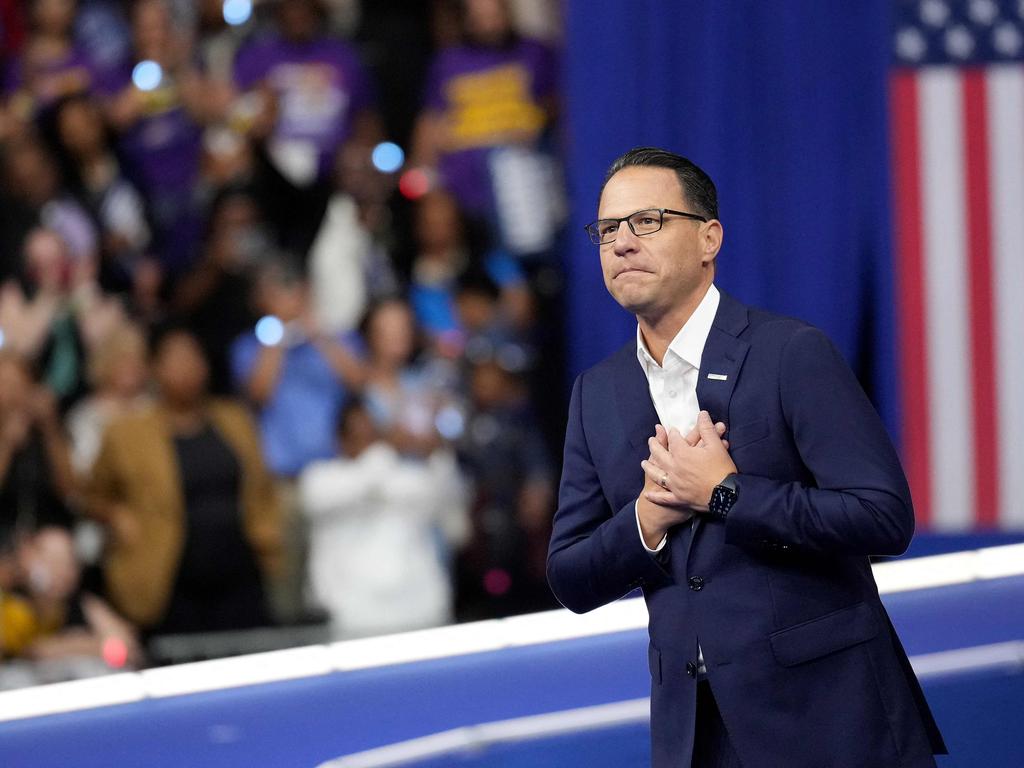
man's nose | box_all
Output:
[613,221,639,255]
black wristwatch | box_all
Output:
[707,473,739,521]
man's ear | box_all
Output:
[701,220,724,264]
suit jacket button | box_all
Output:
[686,662,697,678]
[688,576,705,591]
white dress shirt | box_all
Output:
[634,284,721,552]
[633,284,720,676]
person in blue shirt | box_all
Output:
[408,189,533,352]
[230,255,365,621]
[231,256,365,479]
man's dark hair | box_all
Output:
[602,147,719,221]
[147,319,203,360]
[454,267,501,302]
[335,395,369,438]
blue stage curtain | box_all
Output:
[562,0,899,441]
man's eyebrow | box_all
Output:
[596,206,663,218]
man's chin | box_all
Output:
[610,292,651,315]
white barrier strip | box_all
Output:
[0,544,1021,723]
[872,543,1024,593]
[330,620,506,672]
[0,673,146,721]
[140,644,335,698]
[329,599,649,672]
[317,640,1024,768]
[315,698,650,768]
[911,640,1024,679]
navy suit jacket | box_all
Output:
[547,292,946,768]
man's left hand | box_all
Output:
[641,411,738,511]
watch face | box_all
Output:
[710,485,737,518]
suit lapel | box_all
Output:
[688,292,751,557]
[696,292,751,429]
[612,344,660,452]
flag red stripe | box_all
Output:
[890,71,932,527]
[961,71,1000,527]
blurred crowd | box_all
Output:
[0,0,566,685]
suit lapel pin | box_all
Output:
[707,373,728,381]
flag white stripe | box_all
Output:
[919,69,975,530]
[987,65,1024,528]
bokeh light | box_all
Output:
[371,142,405,173]
[398,168,432,200]
[132,60,163,91]
[102,637,128,669]
[497,343,530,373]
[434,405,466,440]
[222,0,253,26]
[255,316,285,347]
[483,568,512,596]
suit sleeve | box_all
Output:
[724,326,914,557]
[547,374,670,614]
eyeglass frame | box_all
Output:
[584,208,709,245]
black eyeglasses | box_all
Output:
[584,208,708,245]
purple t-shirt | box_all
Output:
[2,44,98,109]
[422,38,557,216]
[234,35,375,177]
[95,63,202,191]
[95,65,203,270]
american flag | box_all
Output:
[891,0,1024,529]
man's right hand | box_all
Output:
[636,421,728,549]
[637,471,694,549]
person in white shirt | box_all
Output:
[298,398,468,639]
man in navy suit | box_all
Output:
[547,148,946,767]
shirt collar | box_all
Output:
[636,284,721,371]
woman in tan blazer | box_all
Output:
[89,326,282,632]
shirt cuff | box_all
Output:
[635,501,668,553]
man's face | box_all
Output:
[415,192,462,253]
[255,273,306,323]
[278,0,318,42]
[340,407,377,459]
[153,332,209,406]
[132,0,172,59]
[24,229,71,292]
[464,0,511,47]
[368,301,415,367]
[597,167,715,321]
[20,527,80,602]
